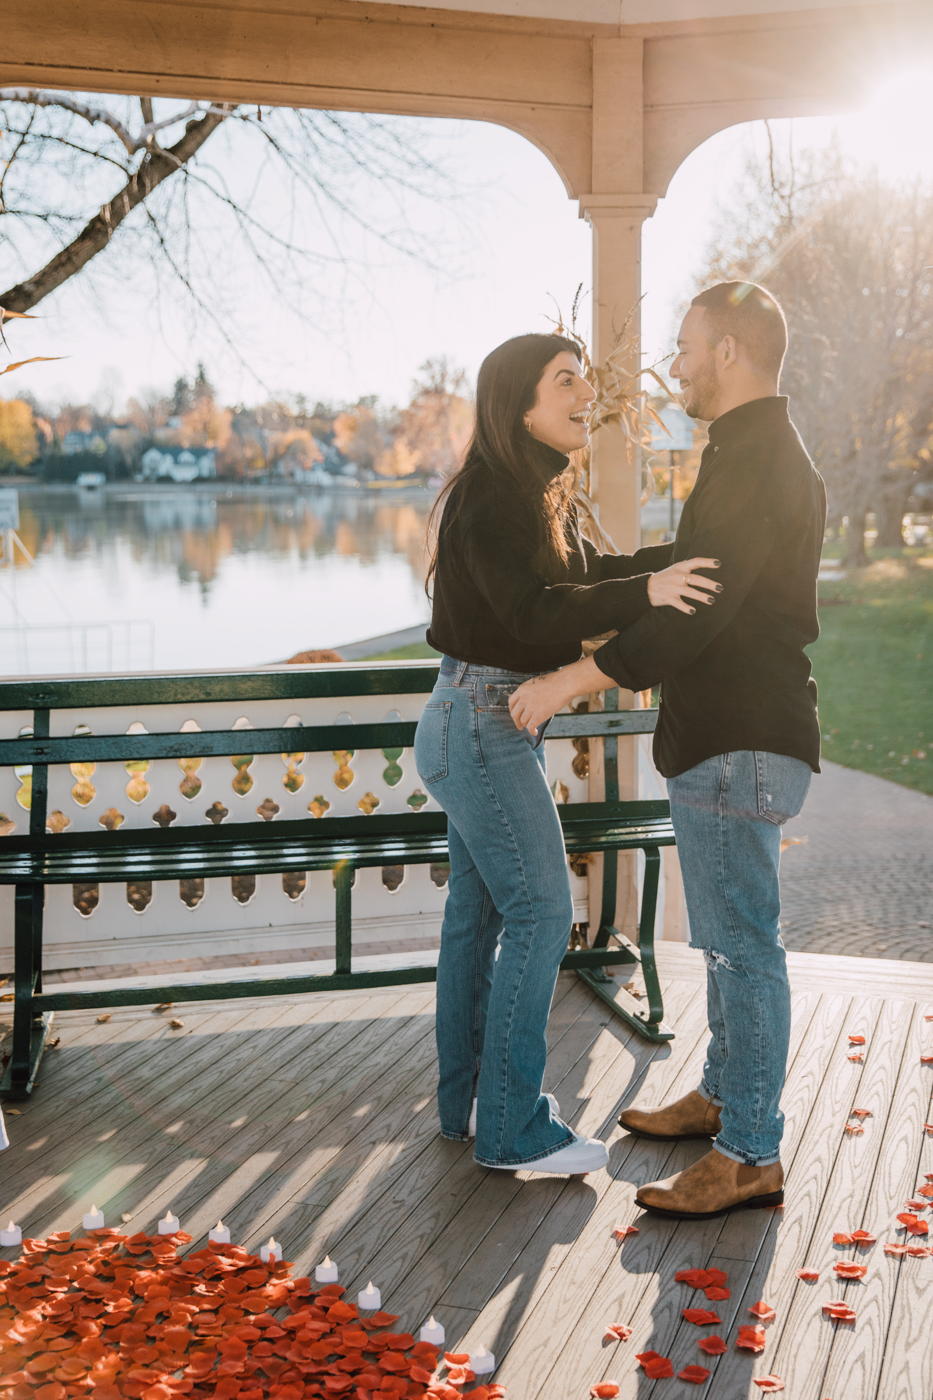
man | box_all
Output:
[508,281,825,1218]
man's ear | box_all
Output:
[718,334,738,368]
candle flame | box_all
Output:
[6,1220,14,1231]
[428,1316,438,1328]
[322,1255,332,1266]
[90,1204,98,1213]
[268,1237,276,1248]
[365,1282,375,1294]
[215,1221,224,1230]
[475,1347,487,1358]
[162,1212,173,1222]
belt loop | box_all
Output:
[454,660,469,685]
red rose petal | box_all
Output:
[907,1246,932,1257]
[735,1326,766,1353]
[682,1309,722,1326]
[822,1302,857,1322]
[611,1225,638,1241]
[796,1269,820,1280]
[602,1324,632,1342]
[747,1301,776,1322]
[635,1352,674,1379]
[590,1386,620,1399]
[847,1053,864,1062]
[833,1233,854,1245]
[884,1243,909,1256]
[844,1123,864,1135]
[678,1365,711,1384]
[753,1378,785,1393]
[851,1230,876,1243]
[833,1262,867,1279]
[905,1200,929,1211]
[704,1285,730,1301]
[697,1336,727,1356]
[917,1185,933,1198]
[848,1034,866,1044]
[849,1108,872,1117]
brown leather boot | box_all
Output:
[619,1089,722,1142]
[635,1148,784,1220]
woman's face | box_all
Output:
[523,351,595,454]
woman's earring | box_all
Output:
[523,419,532,434]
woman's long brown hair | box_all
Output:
[425,333,582,592]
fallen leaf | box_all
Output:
[883,1243,909,1256]
[849,1108,872,1118]
[682,1309,722,1326]
[697,1336,727,1356]
[611,1225,638,1241]
[748,1301,776,1321]
[590,1386,619,1399]
[603,1324,632,1342]
[822,1302,857,1322]
[735,1326,767,1353]
[847,1053,864,1062]
[796,1268,820,1280]
[833,1262,867,1279]
[169,1019,185,1030]
[753,1378,785,1392]
[844,1123,864,1135]
[851,1230,877,1244]
[6,1107,22,1115]
[96,1014,112,1024]
[634,1352,674,1379]
[678,1365,711,1384]
[848,1034,866,1044]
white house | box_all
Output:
[138,446,217,483]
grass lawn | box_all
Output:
[362,640,440,661]
[811,547,933,795]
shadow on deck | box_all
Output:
[3,944,933,1399]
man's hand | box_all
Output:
[508,654,615,735]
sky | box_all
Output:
[3,65,933,415]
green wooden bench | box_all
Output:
[0,665,675,1099]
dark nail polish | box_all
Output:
[689,607,696,615]
[715,584,723,592]
[713,560,721,566]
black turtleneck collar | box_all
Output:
[707,395,789,448]
[527,436,571,484]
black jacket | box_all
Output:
[595,396,826,777]
[427,439,673,672]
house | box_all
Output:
[138,445,217,483]
[62,430,106,456]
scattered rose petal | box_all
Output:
[850,1230,877,1244]
[884,1243,909,1256]
[905,1200,929,1210]
[678,1365,711,1384]
[95,1014,111,1023]
[635,1352,674,1379]
[844,1124,864,1135]
[924,1124,933,1134]
[590,1386,619,1399]
[682,1309,722,1326]
[735,1326,766,1353]
[753,1378,785,1392]
[906,1246,932,1257]
[917,1184,933,1198]
[822,1302,857,1322]
[833,1233,854,1245]
[847,1053,864,1062]
[921,1056,933,1064]
[704,1285,730,1301]
[612,1224,638,1242]
[897,1213,930,1236]
[603,1324,632,1343]
[849,1108,872,1117]
[833,1262,867,1279]
[796,1268,820,1280]
[169,1019,185,1029]
[748,1301,776,1322]
[697,1336,727,1356]
[848,1034,866,1044]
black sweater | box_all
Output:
[426,440,674,673]
[594,396,826,778]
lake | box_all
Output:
[0,484,435,675]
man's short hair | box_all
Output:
[690,281,788,379]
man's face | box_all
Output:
[671,306,721,421]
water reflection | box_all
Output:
[1,485,434,674]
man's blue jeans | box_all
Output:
[667,750,812,1166]
[414,657,575,1167]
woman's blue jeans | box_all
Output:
[414,657,575,1167]
[667,750,812,1166]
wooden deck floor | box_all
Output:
[4,944,933,1399]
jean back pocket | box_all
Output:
[414,700,452,785]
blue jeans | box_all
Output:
[667,750,812,1166]
[664,750,812,1164]
[414,657,575,1167]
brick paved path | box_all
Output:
[779,759,933,961]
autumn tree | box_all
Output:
[699,137,933,564]
[377,357,471,479]
[333,401,390,475]
[0,399,38,470]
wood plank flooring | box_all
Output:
[4,944,933,1399]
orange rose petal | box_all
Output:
[924,1124,933,1134]
[602,1325,632,1342]
[796,1269,820,1281]
[849,1108,872,1118]
[634,1352,674,1379]
[921,1056,933,1064]
[907,1245,932,1257]
[884,1242,909,1256]
[735,1326,767,1353]
[917,1185,933,1198]
[590,1385,620,1399]
[753,1378,785,1392]
[682,1309,722,1326]
[697,1336,727,1356]
[848,1034,866,1044]
[833,1232,854,1245]
[611,1225,638,1241]
[748,1301,776,1322]
[822,1302,857,1322]
[833,1263,867,1279]
[905,1200,930,1211]
[844,1124,864,1135]
[850,1230,877,1244]
[678,1365,711,1384]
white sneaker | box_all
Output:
[468,1091,559,1138]
[485,1131,609,1175]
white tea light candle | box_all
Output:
[315,1255,339,1283]
[260,1237,283,1263]
[82,1205,105,1231]
[470,1346,495,1375]
[208,1220,231,1244]
[0,1220,21,1247]
[157,1211,180,1235]
[357,1281,381,1311]
[419,1316,445,1347]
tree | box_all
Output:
[699,136,933,565]
[0,93,457,358]
[377,357,472,479]
[333,403,389,475]
[0,398,38,470]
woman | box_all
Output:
[414,333,720,1174]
